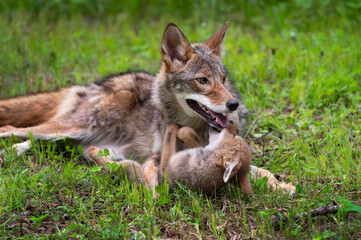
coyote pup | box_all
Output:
[162,123,253,195]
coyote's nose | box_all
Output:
[226,100,239,111]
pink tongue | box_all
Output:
[209,109,228,128]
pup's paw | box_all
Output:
[177,126,201,148]
[278,182,296,195]
[249,165,296,195]
[270,182,296,195]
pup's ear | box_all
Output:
[205,21,229,57]
[226,123,237,136]
[223,161,238,183]
[161,23,194,66]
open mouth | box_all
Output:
[186,99,228,129]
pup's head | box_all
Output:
[209,121,251,183]
[158,22,239,130]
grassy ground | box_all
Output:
[1,0,361,238]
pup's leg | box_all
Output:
[238,173,253,195]
[160,124,179,175]
[177,126,201,148]
[249,165,296,194]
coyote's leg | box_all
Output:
[88,146,116,170]
[0,122,86,161]
[177,126,202,148]
[142,158,159,195]
[160,124,179,175]
[0,122,86,140]
[88,146,143,182]
[249,165,296,194]
[88,146,159,195]
[0,126,32,160]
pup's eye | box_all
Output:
[196,77,208,84]
[222,76,227,84]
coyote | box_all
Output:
[0,22,295,194]
[88,122,253,195]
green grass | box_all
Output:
[1,0,361,238]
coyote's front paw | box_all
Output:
[87,146,113,170]
[88,146,101,160]
[143,160,160,199]
[0,140,31,162]
[166,124,179,135]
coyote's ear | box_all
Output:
[223,161,237,183]
[161,23,194,66]
[205,21,229,57]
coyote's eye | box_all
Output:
[196,77,208,84]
